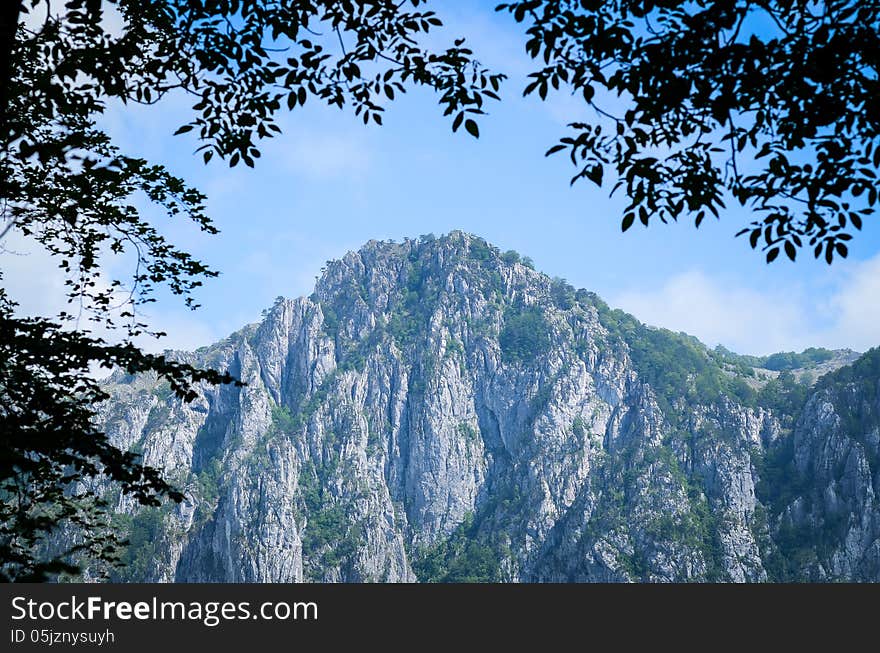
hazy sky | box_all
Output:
[6,2,879,356]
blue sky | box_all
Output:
[7,2,879,356]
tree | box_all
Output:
[0,0,502,580]
[0,290,235,581]
[497,0,879,263]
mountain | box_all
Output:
[93,232,880,582]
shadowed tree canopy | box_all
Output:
[0,0,502,581]
[497,0,879,263]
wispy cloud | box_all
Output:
[275,129,371,181]
[130,308,223,354]
[610,255,880,355]
[829,255,880,352]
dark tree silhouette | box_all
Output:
[497,0,879,262]
[0,0,502,581]
[0,289,236,581]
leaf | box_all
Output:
[545,144,566,156]
[464,119,479,138]
[784,241,796,261]
[173,125,194,135]
[621,213,635,232]
[766,248,779,263]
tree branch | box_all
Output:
[0,0,22,139]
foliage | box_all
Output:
[498,0,879,263]
[412,513,503,583]
[587,293,820,420]
[499,303,551,364]
[752,349,880,580]
[0,288,233,581]
[589,436,726,581]
[712,344,840,378]
[590,296,754,409]
[710,345,766,371]
[194,457,223,514]
[297,460,361,580]
[501,249,521,265]
[753,438,803,520]
[5,1,503,167]
[270,404,299,435]
[584,293,824,430]
[752,435,828,581]
[444,337,464,358]
[550,277,576,310]
[321,303,340,337]
[762,347,836,371]
[1,0,503,579]
[812,347,880,461]
[111,505,171,582]
[468,238,495,262]
[456,422,479,443]
[815,346,880,392]
[756,371,811,417]
[385,258,443,348]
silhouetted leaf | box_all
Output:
[496,0,879,264]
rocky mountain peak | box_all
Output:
[90,233,880,583]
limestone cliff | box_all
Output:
[94,232,879,582]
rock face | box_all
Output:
[94,232,880,582]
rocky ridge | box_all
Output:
[94,232,880,582]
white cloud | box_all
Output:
[610,256,880,355]
[830,255,880,352]
[278,130,371,181]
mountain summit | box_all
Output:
[95,232,880,582]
